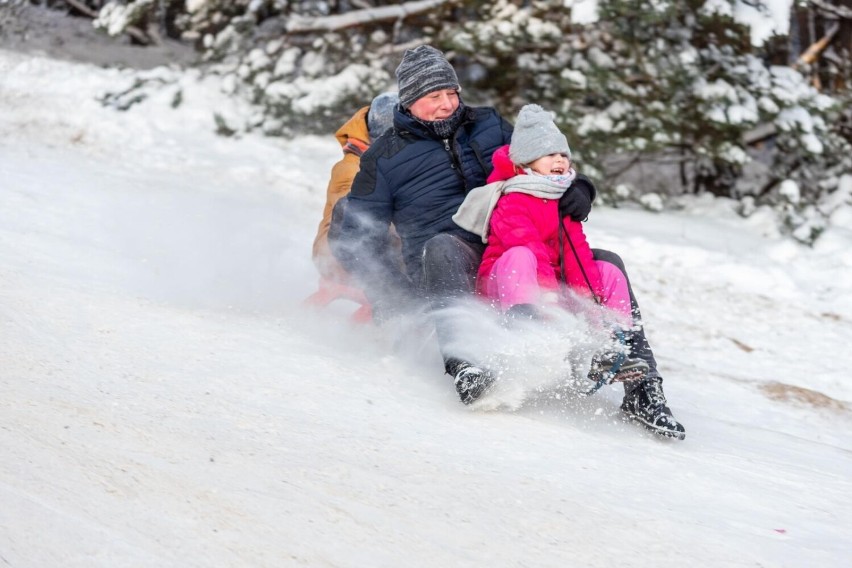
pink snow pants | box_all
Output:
[484,246,633,322]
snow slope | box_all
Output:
[1,48,851,567]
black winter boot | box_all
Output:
[621,378,686,440]
[446,358,495,405]
[588,347,650,385]
[583,328,648,395]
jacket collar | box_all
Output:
[394,103,475,140]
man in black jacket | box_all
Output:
[329,45,685,439]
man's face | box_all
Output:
[408,88,460,122]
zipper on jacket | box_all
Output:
[444,137,467,188]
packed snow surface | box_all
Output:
[1,47,851,567]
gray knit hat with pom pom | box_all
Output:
[509,104,571,166]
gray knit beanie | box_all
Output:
[367,92,399,141]
[509,104,571,166]
[395,45,461,109]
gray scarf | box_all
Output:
[452,169,577,243]
[412,102,466,139]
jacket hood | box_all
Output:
[487,144,521,183]
[335,106,370,148]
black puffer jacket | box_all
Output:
[329,104,513,300]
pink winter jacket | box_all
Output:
[477,145,604,301]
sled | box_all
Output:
[303,277,373,324]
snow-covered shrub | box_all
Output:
[92,0,153,36]
[0,0,28,31]
[120,1,458,134]
[442,0,851,243]
[749,69,852,244]
[82,0,852,242]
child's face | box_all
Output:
[528,153,570,176]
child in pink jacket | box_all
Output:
[453,104,647,386]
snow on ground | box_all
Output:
[1,47,851,567]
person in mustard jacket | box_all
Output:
[312,92,398,282]
[307,92,398,321]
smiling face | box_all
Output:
[407,88,460,122]
[527,153,571,176]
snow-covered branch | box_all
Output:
[285,0,454,34]
[808,0,852,19]
[65,0,154,45]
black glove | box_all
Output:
[559,174,597,221]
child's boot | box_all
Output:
[621,377,686,440]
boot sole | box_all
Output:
[586,367,647,387]
[623,412,686,441]
[608,368,647,384]
[457,374,496,405]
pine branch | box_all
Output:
[808,0,852,20]
[285,0,454,34]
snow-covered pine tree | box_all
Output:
[444,0,850,243]
[183,0,454,135]
[71,0,851,243]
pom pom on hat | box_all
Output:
[509,104,571,166]
[395,45,461,109]
[367,92,398,140]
